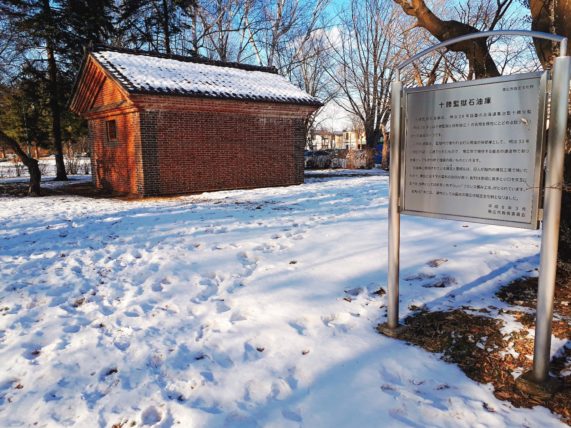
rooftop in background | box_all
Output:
[89,46,322,106]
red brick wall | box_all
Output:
[86,88,314,196]
[94,77,126,107]
[137,97,310,196]
[85,66,143,195]
[89,112,142,194]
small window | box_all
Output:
[106,120,117,142]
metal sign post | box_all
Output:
[528,54,571,385]
[387,72,402,332]
[379,30,570,393]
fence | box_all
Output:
[304,148,376,170]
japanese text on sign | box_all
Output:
[401,73,544,229]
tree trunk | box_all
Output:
[380,124,390,170]
[365,126,380,148]
[41,0,67,181]
[530,0,571,269]
[0,131,42,196]
[393,0,500,78]
[162,0,172,54]
[531,0,571,65]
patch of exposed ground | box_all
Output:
[379,275,571,424]
[0,181,119,198]
[497,275,571,326]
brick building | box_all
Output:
[69,47,322,196]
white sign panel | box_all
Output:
[401,72,546,229]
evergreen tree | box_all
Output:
[1,0,116,180]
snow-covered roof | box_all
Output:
[91,48,322,106]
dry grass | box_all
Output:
[379,275,571,424]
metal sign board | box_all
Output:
[400,72,547,229]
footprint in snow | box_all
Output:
[224,412,261,428]
[388,406,410,422]
[253,242,279,253]
[270,379,292,400]
[21,343,42,360]
[213,352,234,368]
[62,324,81,334]
[289,230,306,241]
[243,342,265,362]
[422,275,457,288]
[216,301,231,313]
[43,390,62,402]
[427,258,448,268]
[201,371,215,383]
[98,305,116,316]
[380,383,401,398]
[243,379,271,403]
[230,310,248,323]
[99,366,119,381]
[165,379,199,402]
[288,320,307,336]
[238,251,258,274]
[321,312,353,333]
[153,277,171,292]
[282,408,302,423]
[404,272,436,281]
[0,379,19,403]
[190,398,223,414]
[114,336,131,351]
[192,276,220,303]
[141,406,162,426]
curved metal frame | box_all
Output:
[387,29,571,386]
[396,29,567,79]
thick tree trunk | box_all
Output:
[530,0,571,269]
[0,131,42,196]
[365,126,380,148]
[41,0,67,181]
[46,44,67,180]
[393,0,500,78]
[531,0,571,64]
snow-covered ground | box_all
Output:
[0,171,565,427]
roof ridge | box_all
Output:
[84,45,323,107]
[91,44,279,75]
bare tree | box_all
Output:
[327,0,403,149]
[203,0,239,61]
[193,0,265,64]
[245,0,330,68]
[283,28,335,148]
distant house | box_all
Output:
[341,130,366,150]
[310,130,343,150]
[69,46,322,196]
